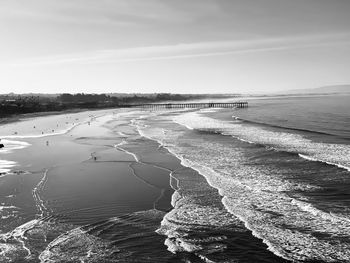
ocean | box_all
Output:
[0,94,349,262]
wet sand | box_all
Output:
[0,109,185,262]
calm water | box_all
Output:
[1,95,350,262]
[235,94,350,141]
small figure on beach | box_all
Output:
[46,141,49,146]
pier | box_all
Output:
[127,102,248,109]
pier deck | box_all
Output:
[126,102,248,109]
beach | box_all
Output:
[0,109,189,262]
[1,95,350,262]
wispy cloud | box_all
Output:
[0,0,191,26]
[6,33,350,68]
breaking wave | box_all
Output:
[174,111,350,171]
[133,111,350,262]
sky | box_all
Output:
[0,0,350,94]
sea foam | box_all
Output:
[134,110,350,262]
[173,111,350,171]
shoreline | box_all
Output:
[133,111,290,263]
[0,109,187,262]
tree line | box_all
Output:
[0,93,213,117]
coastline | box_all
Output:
[2,100,349,262]
[0,109,188,262]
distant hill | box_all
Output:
[279,85,350,95]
